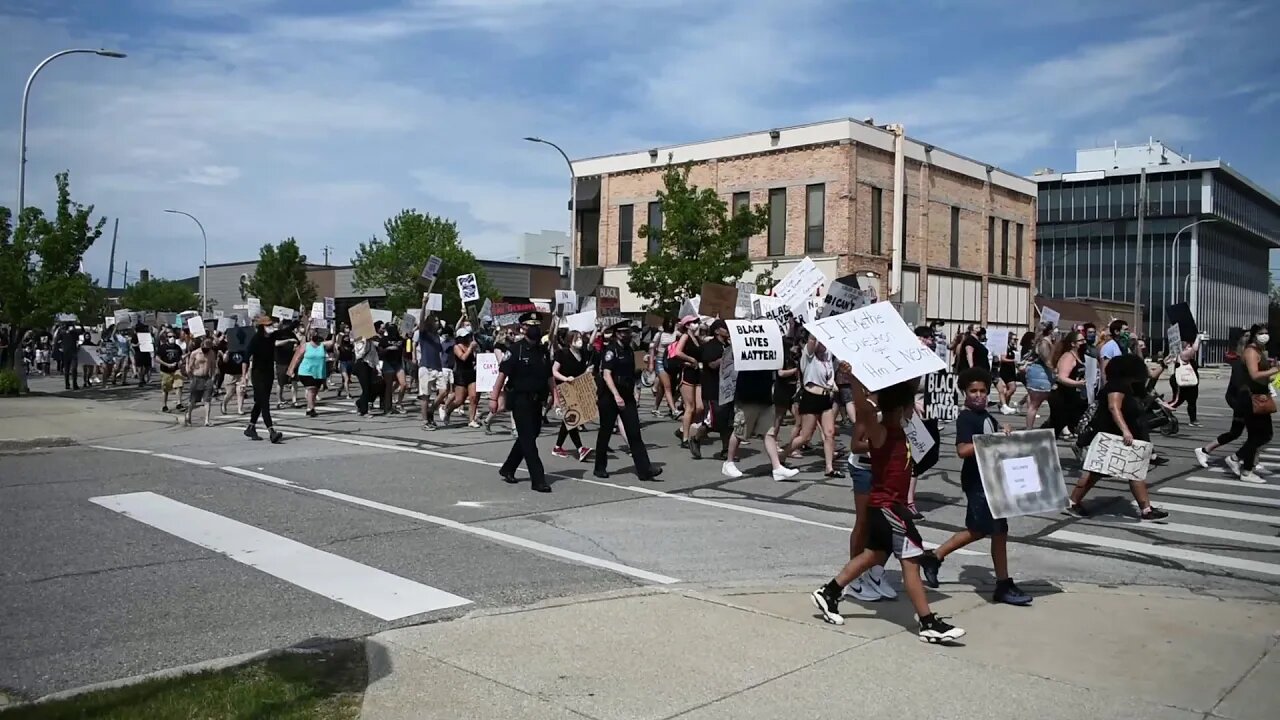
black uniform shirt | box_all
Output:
[500,338,552,394]
[602,340,637,394]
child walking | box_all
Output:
[917,369,1032,606]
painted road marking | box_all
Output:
[1080,518,1280,548]
[1046,530,1280,578]
[1186,476,1280,492]
[90,491,471,621]
[1156,488,1280,509]
[1153,502,1280,526]
[152,453,214,466]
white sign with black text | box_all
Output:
[718,347,736,406]
[726,319,784,371]
[903,412,936,460]
[772,256,825,313]
[476,352,500,393]
[803,304,946,392]
[456,273,480,303]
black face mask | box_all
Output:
[526,327,542,342]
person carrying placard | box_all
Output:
[917,369,1032,607]
[551,330,594,462]
[811,377,965,643]
[689,320,732,461]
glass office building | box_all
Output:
[1035,143,1280,360]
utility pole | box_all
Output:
[548,244,564,274]
[1133,167,1147,335]
[121,261,129,289]
[106,218,119,289]
[323,245,334,265]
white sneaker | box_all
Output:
[1194,447,1210,469]
[1257,462,1268,473]
[771,465,800,481]
[721,461,744,479]
[843,575,881,602]
[866,565,897,599]
[1239,471,1266,484]
[1001,404,1017,415]
[1225,455,1242,478]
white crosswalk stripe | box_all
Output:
[1157,487,1280,508]
[1046,531,1280,578]
[1186,476,1280,492]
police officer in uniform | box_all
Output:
[492,312,553,493]
[594,320,663,481]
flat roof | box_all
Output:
[1032,160,1280,211]
[570,118,1037,197]
[204,258,557,272]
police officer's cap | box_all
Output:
[608,320,633,333]
[518,312,540,325]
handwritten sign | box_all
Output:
[972,429,1067,518]
[350,301,376,340]
[113,309,133,325]
[324,297,335,320]
[247,297,263,320]
[735,281,756,318]
[596,286,620,317]
[421,255,443,281]
[1083,432,1153,481]
[1001,456,1042,495]
[1166,324,1182,357]
[370,309,393,327]
[216,316,237,332]
[272,305,295,321]
[137,332,154,354]
[820,277,876,319]
[772,256,825,313]
[558,372,599,429]
[726,319,784,371]
[903,412,936,459]
[456,273,480,303]
[922,370,959,421]
[803,303,945,392]
[699,282,738,319]
[554,290,577,313]
[311,302,326,322]
[1039,305,1061,328]
[476,352,500,393]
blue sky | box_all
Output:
[2,0,1278,284]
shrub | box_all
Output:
[0,369,21,396]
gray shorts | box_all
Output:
[189,376,211,403]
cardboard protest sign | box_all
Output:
[272,305,295,321]
[596,286,620,317]
[803,304,945,391]
[645,312,665,329]
[137,332,154,354]
[1083,432,1153,481]
[699,282,738,319]
[772,256,825,312]
[493,312,522,328]
[558,372,600,429]
[726,319,784,371]
[718,348,736,406]
[420,255,443,282]
[634,349,648,373]
[456,273,480,303]
[1167,302,1198,342]
[476,352,500,393]
[349,302,376,340]
[113,309,132,325]
[77,345,102,366]
[1039,305,1061,328]
[565,310,596,333]
[216,316,237,332]
[426,293,443,312]
[554,290,577,313]
[973,429,1068,519]
[401,309,422,335]
[186,315,206,338]
[735,281,757,318]
[1166,324,1182,357]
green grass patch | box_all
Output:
[3,641,367,719]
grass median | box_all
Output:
[3,641,366,719]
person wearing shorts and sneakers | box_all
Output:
[416,307,447,430]
[720,367,798,481]
[183,335,217,426]
[841,416,897,603]
[811,378,965,643]
[917,369,1032,606]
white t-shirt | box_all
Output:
[1100,339,1123,361]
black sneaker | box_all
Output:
[679,440,689,450]
[593,469,610,479]
[531,481,552,494]
[306,409,318,418]
[640,467,664,482]
[993,578,1032,606]
[810,586,845,626]
[244,426,261,441]
[1141,506,1170,521]
[919,551,942,589]
[918,614,966,643]
[268,430,283,444]
[690,439,702,459]
[713,451,727,462]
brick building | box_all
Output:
[569,118,1038,342]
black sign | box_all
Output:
[922,370,959,422]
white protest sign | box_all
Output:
[421,255,443,281]
[1085,354,1100,401]
[802,296,823,325]
[370,309,393,327]
[726,319,784,371]
[903,412,936,460]
[247,297,263,320]
[565,310,597,333]
[113,309,132,325]
[678,296,701,319]
[718,347,736,406]
[1039,305,1061,328]
[476,352,500,393]
[1083,432,1153,481]
[772,257,825,312]
[578,296,596,314]
[735,281,756,318]
[972,429,1067,518]
[272,305,295,321]
[821,280,875,319]
[137,332,154,354]
[804,304,946,391]
[554,290,577,313]
[311,302,326,322]
[1166,324,1182,357]
[56,313,79,323]
[456,273,480,303]
[532,299,552,313]
[216,316,236,332]
[186,315,206,338]
[1001,456,1042,495]
[324,297,335,319]
[404,308,423,329]
[426,293,443,312]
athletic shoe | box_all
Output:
[713,451,727,461]
[908,505,925,521]
[772,465,800,481]
[721,461,745,479]
[1225,455,1242,477]
[500,471,518,484]
[552,446,571,459]
[1194,447,1210,468]
[1239,471,1266,484]
[918,550,942,589]
[468,420,482,428]
[1257,462,1269,473]
[1001,404,1017,415]
[993,578,1032,606]
[1140,506,1170,521]
[1188,421,1202,428]
[811,586,845,625]
[306,409,318,418]
[843,576,881,602]
[866,565,897,600]
[1065,502,1090,518]
[578,447,592,462]
[918,615,965,643]
[689,439,702,459]
[244,426,261,441]
[268,430,283,444]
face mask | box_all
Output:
[1258,334,1270,345]
[1086,332,1096,342]
[964,395,987,411]
[526,327,542,342]
[202,343,213,352]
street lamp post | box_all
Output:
[524,137,576,293]
[1169,218,1217,308]
[17,48,126,214]
[164,209,209,315]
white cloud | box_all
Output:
[179,165,241,186]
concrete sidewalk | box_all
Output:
[361,582,1279,720]
[0,393,176,449]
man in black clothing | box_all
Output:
[274,322,300,407]
[60,323,83,390]
[691,320,732,460]
[492,313,554,493]
[595,321,663,482]
[245,316,283,443]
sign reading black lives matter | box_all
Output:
[726,319,784,371]
[804,304,945,392]
[922,370,960,421]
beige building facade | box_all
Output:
[570,119,1038,342]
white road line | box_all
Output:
[90,491,472,621]
[152,453,214,466]
[1080,518,1280,548]
[1046,530,1280,577]
[1157,488,1280,508]
[324,436,499,468]
[1186,476,1280,493]
[1204,466,1273,477]
[221,466,298,487]
[310,488,680,585]
[1154,502,1280,526]
[88,445,153,455]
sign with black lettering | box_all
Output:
[922,370,959,421]
[726,319,784,371]
[456,273,480,303]
[803,304,946,391]
[819,275,875,319]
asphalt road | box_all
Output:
[3,371,1279,697]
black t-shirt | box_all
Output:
[957,336,990,372]
[274,333,298,366]
[1092,378,1148,441]
[701,339,726,399]
[247,330,276,376]
[955,407,997,493]
[735,370,774,406]
[156,342,183,369]
[500,339,551,394]
[379,335,405,365]
[221,350,247,375]
[338,339,354,363]
[554,348,588,382]
[775,348,799,400]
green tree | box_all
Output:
[351,209,497,319]
[0,172,105,369]
[242,237,317,312]
[629,164,770,316]
[121,278,201,312]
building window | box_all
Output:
[580,210,600,267]
[987,216,996,273]
[646,201,662,257]
[1015,222,1024,277]
[949,206,961,268]
[1000,219,1010,276]
[732,192,750,256]
[617,204,633,266]
[805,184,825,253]
[768,188,786,256]
[871,187,883,254]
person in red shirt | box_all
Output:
[811,376,966,643]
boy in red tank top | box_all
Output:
[811,377,966,643]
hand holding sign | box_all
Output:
[804,304,944,391]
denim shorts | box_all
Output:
[847,457,873,494]
[1025,363,1052,392]
[964,490,1009,536]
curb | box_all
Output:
[0,436,77,451]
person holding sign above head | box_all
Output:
[493,313,554,492]
[917,369,1032,607]
[594,321,662,482]
[811,377,966,643]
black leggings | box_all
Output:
[556,422,584,449]
[248,374,274,429]
[1238,412,1275,471]
[1049,387,1086,435]
[1170,378,1198,423]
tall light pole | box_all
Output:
[164,209,208,315]
[524,137,576,293]
[17,48,126,214]
[1169,218,1216,308]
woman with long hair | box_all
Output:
[1167,335,1201,427]
[671,316,704,449]
[783,337,842,478]
[1068,353,1168,519]
[444,326,481,427]
[551,330,593,461]
[1049,330,1088,439]
[996,331,1019,414]
[650,318,679,418]
[1196,325,1276,483]
[1022,324,1055,429]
